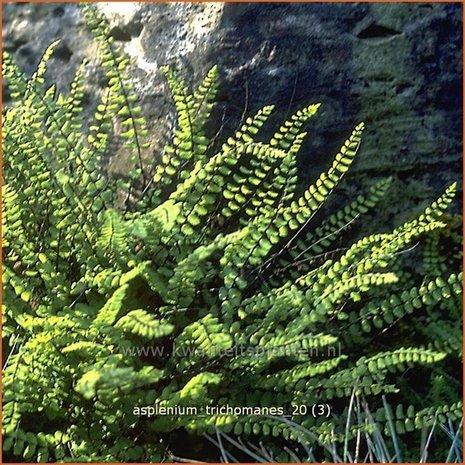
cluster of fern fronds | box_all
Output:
[2,4,462,462]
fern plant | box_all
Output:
[2,5,462,462]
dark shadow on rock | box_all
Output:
[204,2,365,186]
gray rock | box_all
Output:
[3,2,462,229]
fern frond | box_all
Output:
[115,310,174,339]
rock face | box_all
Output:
[3,2,462,227]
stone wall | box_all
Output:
[3,2,462,227]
